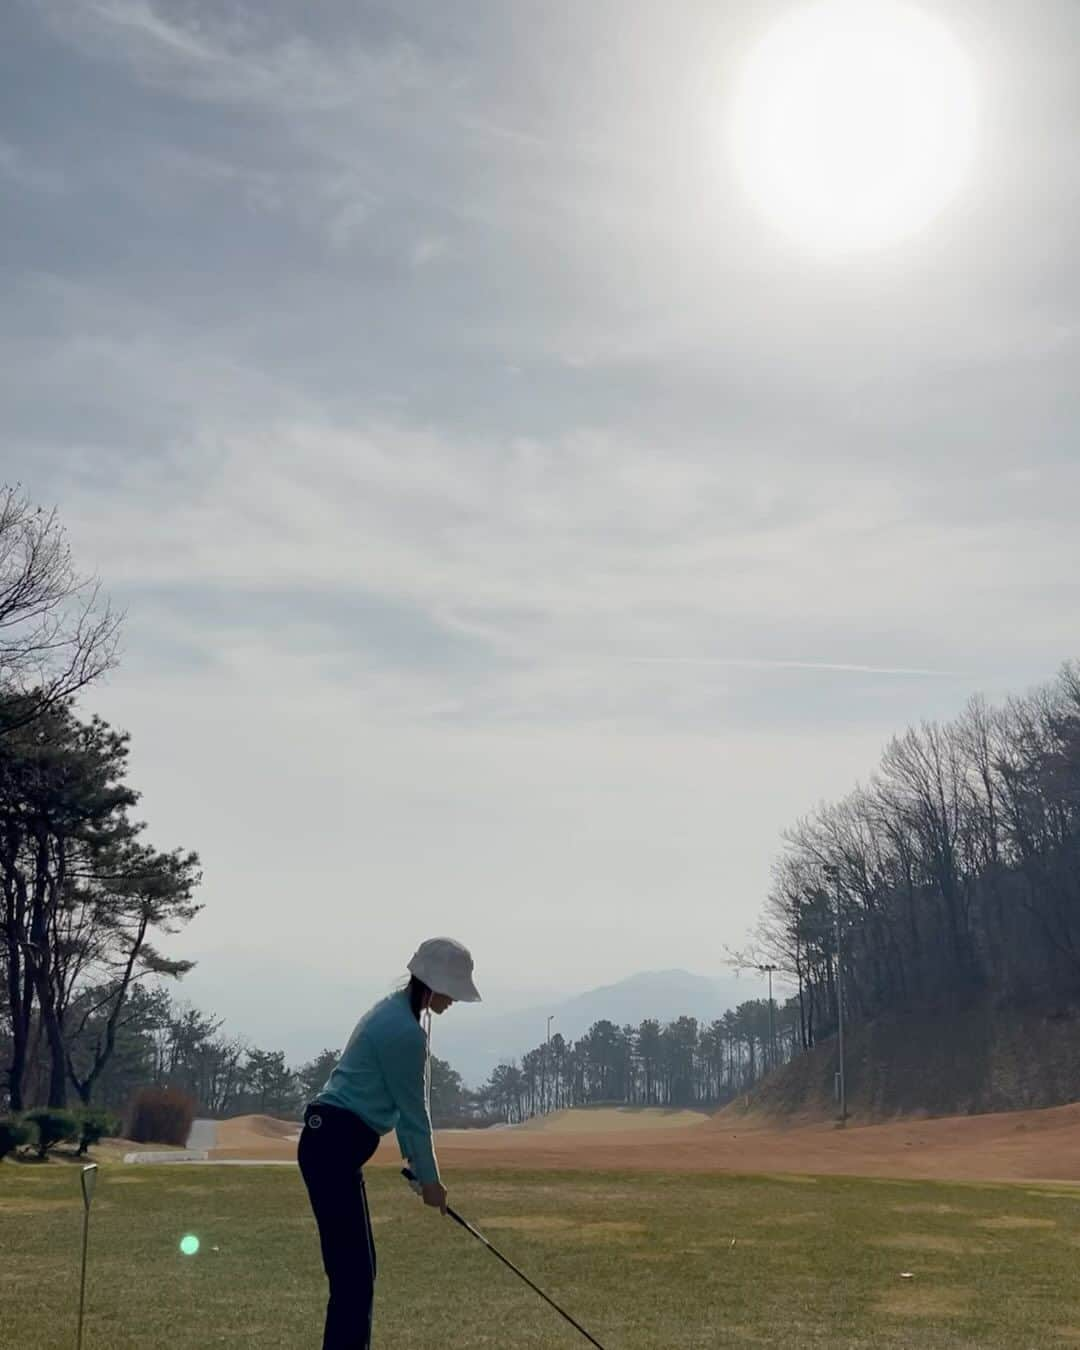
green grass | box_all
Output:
[5,1159,1080,1347]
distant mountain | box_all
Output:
[432,967,766,1087]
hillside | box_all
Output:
[744,998,1080,1121]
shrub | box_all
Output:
[75,1108,121,1156]
[23,1108,79,1159]
[0,1117,31,1161]
[127,1086,195,1146]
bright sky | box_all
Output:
[3,2,1078,1058]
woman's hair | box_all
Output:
[405,974,431,1022]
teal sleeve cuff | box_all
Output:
[397,1126,439,1183]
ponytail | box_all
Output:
[406,974,431,1022]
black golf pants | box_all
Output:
[298,1102,381,1349]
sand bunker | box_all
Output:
[213,1115,301,1155]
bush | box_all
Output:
[23,1108,79,1159]
[0,1117,31,1161]
[127,1086,195,1146]
[75,1108,121,1156]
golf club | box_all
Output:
[77,1163,98,1350]
[401,1168,607,1348]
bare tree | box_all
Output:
[0,485,121,734]
[748,660,1080,1108]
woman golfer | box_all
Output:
[298,937,481,1349]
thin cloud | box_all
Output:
[44,0,457,111]
[85,0,218,63]
[629,658,964,678]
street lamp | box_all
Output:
[755,964,779,1072]
[823,865,847,1125]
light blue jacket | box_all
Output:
[316,991,439,1183]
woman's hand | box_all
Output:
[422,1181,448,1215]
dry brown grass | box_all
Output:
[873,1232,983,1253]
[974,1214,1057,1230]
[874,1286,975,1318]
[7,1164,1080,1347]
[200,1100,1080,1190]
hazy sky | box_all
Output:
[3,1,1078,1057]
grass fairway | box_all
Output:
[5,1162,1080,1347]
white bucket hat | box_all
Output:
[407,937,482,1003]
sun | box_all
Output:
[730,1,977,254]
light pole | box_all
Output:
[755,965,779,1072]
[835,902,847,1122]
[824,866,847,1124]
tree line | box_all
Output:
[9,973,801,1128]
[5,974,482,1127]
[755,664,1080,1054]
[479,998,801,1124]
[6,883,804,1128]
[6,979,334,1122]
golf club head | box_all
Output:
[80,1163,98,1211]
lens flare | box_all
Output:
[179,1234,201,1256]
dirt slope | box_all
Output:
[751,999,1080,1121]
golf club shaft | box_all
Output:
[76,1209,89,1350]
[447,1207,607,1348]
[402,1169,607,1349]
[77,1165,97,1350]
